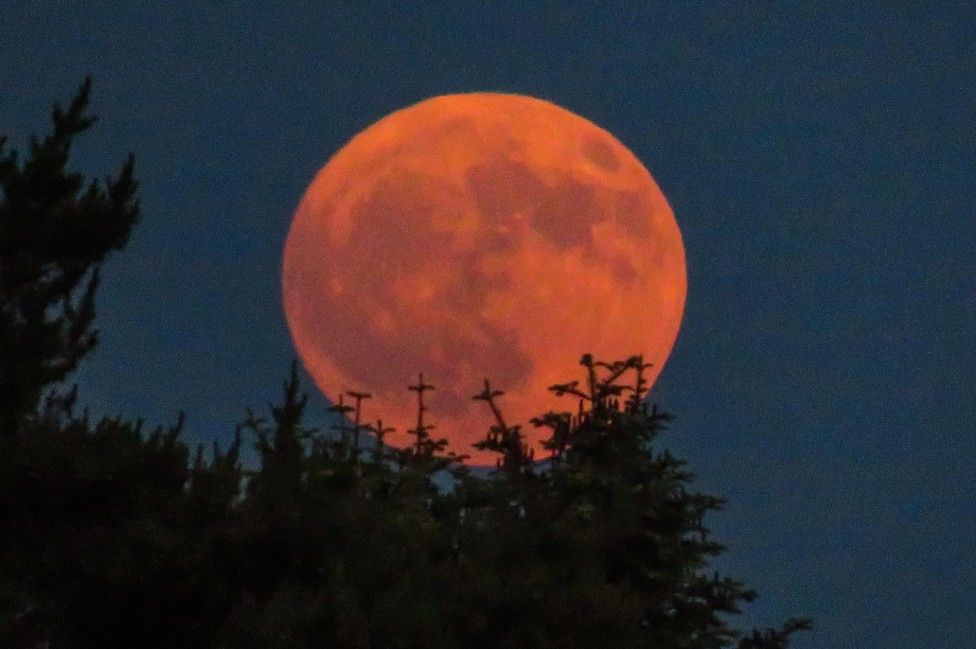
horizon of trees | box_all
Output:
[0,79,811,649]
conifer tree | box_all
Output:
[0,80,241,649]
[0,77,138,432]
[467,354,812,648]
[245,360,310,505]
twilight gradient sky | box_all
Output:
[2,3,974,647]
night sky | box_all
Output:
[3,3,973,647]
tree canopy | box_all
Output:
[0,80,810,649]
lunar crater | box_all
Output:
[582,136,622,172]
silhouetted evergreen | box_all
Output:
[0,79,245,649]
[1,81,810,648]
[0,77,138,431]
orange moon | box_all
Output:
[282,93,686,463]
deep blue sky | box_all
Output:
[3,2,973,646]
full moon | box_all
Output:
[282,93,686,463]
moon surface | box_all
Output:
[282,93,686,463]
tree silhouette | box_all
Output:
[1,80,811,649]
[0,77,138,432]
[0,79,240,649]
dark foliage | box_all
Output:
[0,82,811,648]
[0,77,138,431]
